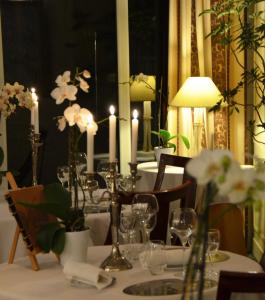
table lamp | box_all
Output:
[171,77,222,154]
[130,75,156,152]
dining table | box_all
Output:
[0,245,263,300]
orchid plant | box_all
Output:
[0,82,34,117]
[182,149,265,299]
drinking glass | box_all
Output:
[140,240,166,275]
[75,152,87,176]
[132,194,159,243]
[169,207,197,277]
[57,165,70,188]
[206,228,220,279]
[96,161,110,189]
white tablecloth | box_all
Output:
[136,161,184,191]
[0,245,262,300]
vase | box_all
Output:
[154,146,174,163]
[60,229,93,266]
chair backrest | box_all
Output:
[208,203,247,256]
[216,271,265,300]
[154,154,191,191]
[6,171,19,190]
[104,181,193,244]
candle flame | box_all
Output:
[31,87,38,102]
[133,109,138,119]
[31,88,36,93]
[87,113,93,124]
[109,105,115,115]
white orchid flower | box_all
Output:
[77,76,89,93]
[51,85,78,104]
[55,71,71,87]
[83,70,91,79]
[218,165,255,204]
[57,116,67,131]
[64,104,81,126]
[186,149,233,185]
[3,83,15,98]
[76,108,91,132]
[13,82,24,95]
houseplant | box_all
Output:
[182,149,265,299]
[151,128,190,161]
[201,0,265,156]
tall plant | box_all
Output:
[202,0,265,147]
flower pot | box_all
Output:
[60,228,93,266]
[154,146,174,163]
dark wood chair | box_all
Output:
[216,270,265,300]
[154,154,191,190]
[105,180,194,244]
[153,154,197,209]
[260,251,265,271]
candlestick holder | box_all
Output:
[100,161,132,272]
[128,162,141,191]
[80,171,99,204]
[29,126,42,186]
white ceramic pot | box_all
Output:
[154,146,174,163]
[60,229,93,266]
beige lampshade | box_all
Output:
[130,75,156,102]
[171,77,222,107]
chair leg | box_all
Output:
[28,251,40,271]
[8,226,20,264]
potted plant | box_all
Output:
[151,129,190,161]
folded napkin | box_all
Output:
[164,247,191,266]
[63,260,113,290]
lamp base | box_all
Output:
[100,245,132,272]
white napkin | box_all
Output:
[164,247,191,266]
[63,260,113,290]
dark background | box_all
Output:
[0,0,169,185]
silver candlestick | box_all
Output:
[29,126,42,186]
[100,161,132,272]
[129,162,141,191]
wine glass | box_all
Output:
[75,152,87,176]
[57,165,70,188]
[170,207,197,277]
[206,228,220,279]
[96,161,110,189]
[132,194,159,243]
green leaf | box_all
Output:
[167,135,178,142]
[159,129,171,142]
[151,130,160,136]
[0,147,4,167]
[51,227,66,254]
[36,222,62,253]
[179,135,190,150]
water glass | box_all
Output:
[57,165,70,188]
[206,228,220,279]
[141,240,166,275]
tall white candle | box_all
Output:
[131,109,139,163]
[109,105,116,162]
[86,114,94,173]
[31,88,39,134]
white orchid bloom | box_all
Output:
[186,149,233,185]
[55,71,71,87]
[3,83,15,98]
[57,116,67,131]
[252,171,265,201]
[13,82,24,95]
[64,104,81,126]
[77,76,89,93]
[83,70,91,78]
[76,108,91,132]
[51,85,78,104]
[218,165,256,204]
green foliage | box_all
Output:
[19,183,86,255]
[151,129,190,152]
[202,0,265,146]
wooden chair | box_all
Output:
[105,180,194,244]
[216,270,265,300]
[153,154,191,191]
[6,171,19,190]
[5,185,58,270]
[260,251,265,271]
[208,203,247,256]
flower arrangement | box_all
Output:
[183,149,265,299]
[0,82,34,117]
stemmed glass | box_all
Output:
[169,207,197,276]
[206,229,220,280]
[75,152,87,176]
[96,161,110,189]
[132,194,159,244]
[57,166,70,188]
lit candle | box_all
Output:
[109,105,116,163]
[31,88,39,134]
[131,109,139,163]
[86,113,94,173]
